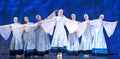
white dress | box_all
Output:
[35,21,51,56]
[51,16,68,52]
[41,15,84,53]
[67,32,80,54]
[91,19,118,54]
[80,20,93,51]
[23,22,37,56]
[0,23,24,55]
[10,23,24,55]
[66,20,80,54]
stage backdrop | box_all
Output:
[0,0,120,55]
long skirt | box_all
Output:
[80,26,93,54]
[23,31,37,56]
[51,25,67,53]
[66,32,80,55]
[92,28,108,55]
[36,26,51,56]
[9,36,23,56]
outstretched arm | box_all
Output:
[103,21,118,37]
[0,25,12,40]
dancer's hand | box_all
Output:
[23,25,26,29]
[38,21,42,25]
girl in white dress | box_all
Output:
[80,14,93,57]
[91,14,118,55]
[23,17,37,57]
[51,9,68,57]
[35,15,51,56]
[66,14,80,56]
[33,10,56,56]
[0,17,25,58]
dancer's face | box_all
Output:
[13,17,18,23]
[99,15,104,21]
[58,9,63,17]
[36,15,41,21]
[84,14,89,21]
[71,14,76,21]
[24,17,29,23]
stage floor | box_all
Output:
[0,53,120,59]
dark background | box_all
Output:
[0,0,120,55]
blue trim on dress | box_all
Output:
[66,50,79,55]
[9,50,24,56]
[92,48,108,54]
[25,50,34,53]
[51,46,66,52]
[24,49,37,56]
[37,50,49,56]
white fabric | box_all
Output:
[10,23,24,39]
[65,19,79,34]
[80,20,93,50]
[51,16,68,47]
[41,10,56,35]
[0,25,11,40]
[46,10,56,20]
[91,19,118,49]
[24,22,38,32]
[91,19,106,49]
[77,21,88,38]
[10,23,24,50]
[103,21,118,37]
[23,22,36,50]
[41,18,56,35]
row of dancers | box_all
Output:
[0,9,118,58]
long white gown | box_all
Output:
[23,22,37,56]
[91,19,118,54]
[41,15,83,53]
[51,16,68,52]
[80,20,93,52]
[50,16,81,53]
[34,11,56,56]
[0,23,24,56]
[35,21,51,56]
[65,20,80,55]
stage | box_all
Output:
[0,53,119,59]
[0,0,120,59]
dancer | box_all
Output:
[91,14,118,55]
[23,16,37,57]
[80,14,93,57]
[50,9,79,58]
[35,10,56,56]
[66,14,80,56]
[47,9,68,58]
[0,17,24,58]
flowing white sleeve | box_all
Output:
[0,25,11,40]
[64,18,79,33]
[40,10,56,35]
[89,19,98,37]
[76,22,87,38]
[24,23,38,32]
[46,10,56,20]
[103,21,118,37]
[41,18,56,35]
